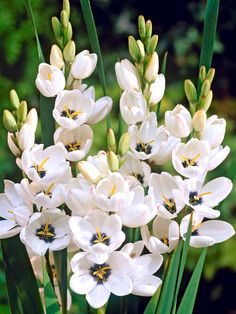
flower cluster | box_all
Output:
[1,7,235,312]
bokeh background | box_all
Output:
[0,0,235,313]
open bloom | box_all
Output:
[20,210,70,256]
[70,210,125,264]
[115,59,141,91]
[35,63,65,97]
[165,104,192,138]
[200,115,226,149]
[71,50,97,80]
[70,251,133,309]
[141,216,179,254]
[54,125,93,162]
[180,213,235,248]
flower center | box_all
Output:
[61,105,82,120]
[36,223,55,243]
[135,142,152,155]
[162,195,176,214]
[161,236,169,246]
[90,263,111,284]
[65,142,81,152]
[108,185,117,199]
[47,72,52,81]
[181,154,200,168]
[189,191,212,205]
[32,157,50,178]
[90,227,111,246]
[131,172,144,184]
[44,183,55,197]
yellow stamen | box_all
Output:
[198,191,212,198]
[93,227,111,244]
[192,222,203,233]
[93,266,111,280]
[36,222,55,238]
[66,142,81,151]
[47,72,52,81]
[63,105,82,119]
[162,195,174,208]
[45,183,55,195]
[181,153,200,166]
[163,236,168,245]
[37,157,50,171]
[109,185,117,198]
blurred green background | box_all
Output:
[0,0,235,313]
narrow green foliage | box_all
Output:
[156,52,167,119]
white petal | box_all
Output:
[198,220,235,243]
[104,272,133,296]
[70,273,96,294]
[86,285,110,309]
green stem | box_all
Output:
[97,305,106,314]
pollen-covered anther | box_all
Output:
[61,105,82,120]
[91,227,111,245]
[36,222,55,243]
[33,157,50,178]
[65,141,81,152]
[181,153,200,168]
[90,263,111,283]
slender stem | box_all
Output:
[97,305,106,314]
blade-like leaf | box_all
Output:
[156,51,168,119]
[80,0,111,129]
[176,248,207,314]
[143,284,161,314]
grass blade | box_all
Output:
[156,51,168,119]
[176,248,207,314]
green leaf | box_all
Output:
[156,51,167,119]
[176,248,207,314]
[42,257,61,314]
[143,284,161,314]
[80,0,111,129]
[1,235,44,314]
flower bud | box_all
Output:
[78,161,102,184]
[63,40,75,63]
[10,89,20,109]
[60,10,68,28]
[128,36,140,61]
[118,132,130,156]
[63,0,70,19]
[115,59,141,91]
[145,20,152,38]
[107,128,117,152]
[192,109,207,132]
[26,108,38,133]
[201,115,226,148]
[138,15,146,41]
[66,21,73,42]
[146,35,158,54]
[149,74,165,106]
[52,17,62,40]
[71,50,97,80]
[165,104,192,138]
[202,90,213,112]
[17,101,27,123]
[50,45,64,69]
[206,68,215,84]
[200,79,211,101]
[199,65,206,83]
[145,52,159,83]
[3,110,17,133]
[107,151,119,172]
[184,79,197,103]
[136,40,145,58]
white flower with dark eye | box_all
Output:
[148,172,185,219]
[54,125,93,162]
[165,104,192,138]
[21,143,70,185]
[180,213,235,248]
[70,251,133,309]
[119,152,151,188]
[70,210,125,264]
[20,210,70,256]
[200,115,226,149]
[71,50,97,80]
[120,90,147,125]
[172,139,210,178]
[0,180,32,239]
[180,177,233,219]
[115,59,141,91]
[121,241,163,297]
[141,216,179,254]
[53,90,93,129]
[129,112,168,160]
[35,63,65,97]
[8,123,35,156]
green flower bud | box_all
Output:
[202,90,213,112]
[199,79,210,103]
[206,68,215,85]
[138,15,146,41]
[192,109,207,132]
[17,101,27,123]
[146,35,158,54]
[184,79,197,103]
[199,65,206,83]
[118,132,130,156]
[63,0,70,19]
[10,89,20,109]
[63,40,75,63]
[136,40,145,59]
[52,17,62,40]
[145,20,152,39]
[3,110,17,133]
[128,36,140,61]
[65,21,73,42]
[107,151,119,172]
[61,10,68,29]
[107,128,117,152]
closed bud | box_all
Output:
[144,52,159,83]
[63,40,75,63]
[66,21,73,42]
[107,128,117,152]
[199,65,206,83]
[10,89,20,109]
[146,35,158,54]
[60,10,68,28]
[128,36,140,61]
[203,90,213,112]
[118,132,130,156]
[145,20,152,39]
[200,79,211,103]
[78,161,102,184]
[26,108,38,133]
[50,45,64,69]
[192,109,207,132]
[107,151,119,172]
[51,17,62,39]
[3,110,17,133]
[138,15,146,41]
[63,0,70,19]
[136,40,145,58]
[206,68,215,84]
[184,79,197,103]
[17,101,27,122]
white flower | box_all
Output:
[35,63,65,97]
[115,59,141,91]
[165,104,192,138]
[120,90,147,125]
[54,125,93,162]
[149,74,165,106]
[200,115,226,149]
[20,210,70,256]
[121,241,163,297]
[71,50,97,80]
[86,151,111,178]
[180,177,232,219]
[145,52,159,83]
[70,210,125,264]
[78,161,103,184]
[0,180,32,239]
[208,145,230,171]
[86,96,113,125]
[21,143,71,185]
[172,139,210,178]
[141,217,179,254]
[129,112,168,160]
[70,251,133,309]
[8,123,35,156]
[148,172,185,219]
[119,152,151,188]
[180,213,235,248]
[53,90,93,129]
[26,108,38,133]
